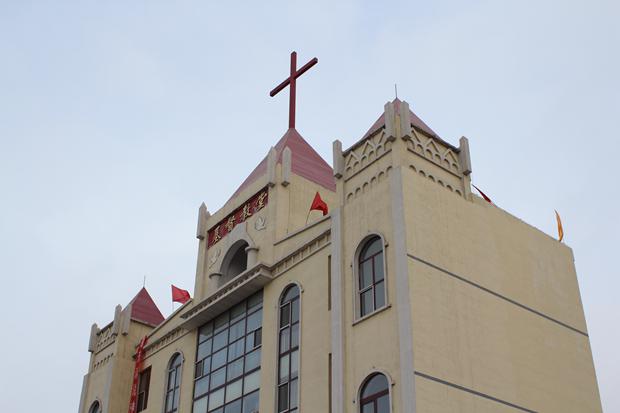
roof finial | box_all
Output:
[143,275,146,288]
[395,83,398,100]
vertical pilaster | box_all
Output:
[390,167,417,412]
[267,147,277,187]
[459,136,473,199]
[330,207,345,413]
[333,140,344,179]
[282,147,292,186]
[195,203,211,300]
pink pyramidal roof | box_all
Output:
[127,287,165,327]
[230,128,336,200]
[360,98,440,141]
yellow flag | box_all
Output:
[554,210,564,242]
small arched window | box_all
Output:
[88,401,101,413]
[358,236,386,317]
[164,353,183,413]
[359,373,390,413]
[277,285,300,413]
[221,241,249,282]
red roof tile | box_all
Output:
[229,128,336,200]
[127,288,165,327]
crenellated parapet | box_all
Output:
[93,323,116,354]
[342,129,394,180]
[334,98,474,201]
[404,131,461,176]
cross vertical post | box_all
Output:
[270,51,318,130]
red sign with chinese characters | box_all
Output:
[208,188,269,247]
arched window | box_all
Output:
[359,373,390,413]
[164,353,183,413]
[358,236,386,317]
[88,401,101,413]
[277,285,300,413]
[221,241,249,282]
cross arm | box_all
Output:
[269,57,319,97]
[270,78,290,97]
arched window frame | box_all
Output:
[358,372,393,413]
[276,283,302,413]
[353,234,389,321]
[219,240,250,284]
[163,352,184,413]
[88,400,101,413]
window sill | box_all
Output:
[352,304,392,326]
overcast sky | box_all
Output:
[1,0,618,411]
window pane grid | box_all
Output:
[358,237,386,317]
[193,292,263,413]
[360,374,390,413]
[277,286,300,413]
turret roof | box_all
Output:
[230,128,336,200]
[361,98,439,141]
[127,287,165,327]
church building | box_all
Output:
[78,54,602,413]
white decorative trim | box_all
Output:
[351,232,390,322]
[405,128,462,176]
[274,283,304,412]
[345,165,393,204]
[344,129,393,179]
[208,248,221,269]
[356,371,395,411]
[254,215,267,231]
[408,164,464,197]
[161,352,185,413]
[273,231,331,278]
[330,208,345,413]
[389,167,417,412]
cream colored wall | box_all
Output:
[403,167,602,412]
[404,169,587,331]
[138,330,197,413]
[339,149,403,413]
[415,377,519,412]
[259,247,332,413]
[81,321,154,413]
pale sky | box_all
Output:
[1,1,618,411]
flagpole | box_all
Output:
[305,209,311,225]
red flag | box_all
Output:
[171,285,191,304]
[128,336,148,413]
[472,184,494,205]
[310,191,328,216]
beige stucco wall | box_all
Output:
[138,330,197,413]
[259,246,332,413]
[403,167,602,412]
[339,152,403,413]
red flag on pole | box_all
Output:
[310,191,328,216]
[128,335,148,413]
[171,285,191,304]
[472,184,494,205]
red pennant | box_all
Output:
[472,184,494,205]
[171,285,191,304]
[310,191,328,216]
